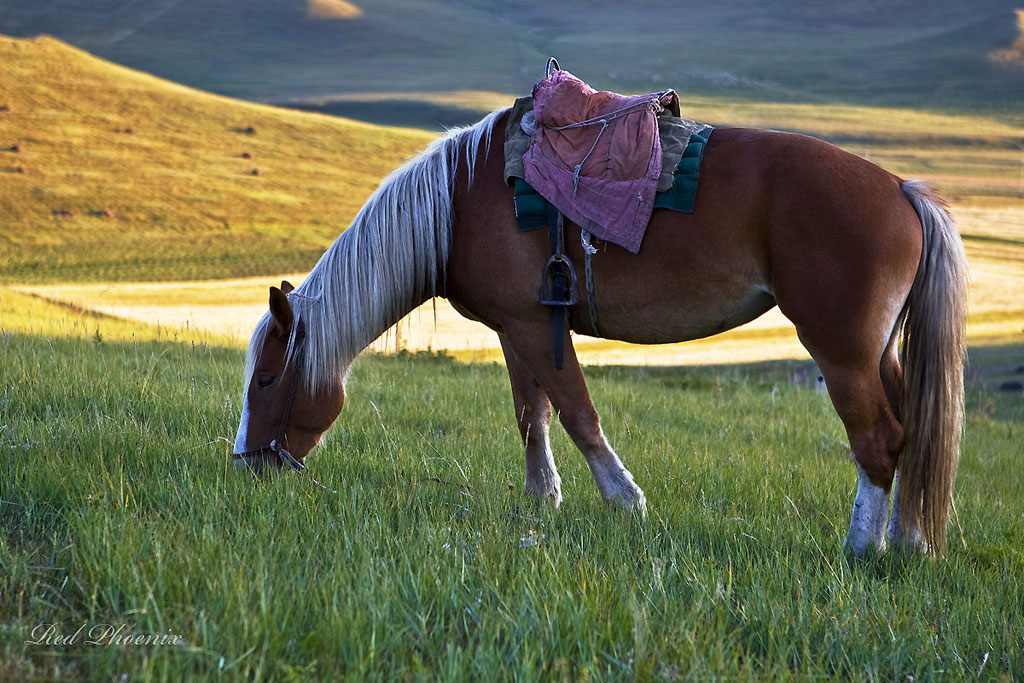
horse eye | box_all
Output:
[257,374,274,388]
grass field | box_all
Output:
[1,30,1024,679]
[1,319,1022,679]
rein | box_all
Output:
[232,323,335,493]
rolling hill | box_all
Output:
[1,0,1023,117]
[0,35,433,283]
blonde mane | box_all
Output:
[243,108,507,394]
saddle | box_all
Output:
[523,64,680,254]
[506,60,712,370]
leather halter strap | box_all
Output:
[233,322,309,474]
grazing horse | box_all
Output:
[232,108,967,556]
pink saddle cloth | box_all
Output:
[523,69,678,253]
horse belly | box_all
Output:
[588,280,776,344]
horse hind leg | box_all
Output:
[790,306,905,555]
[879,333,911,545]
[818,360,905,556]
[879,324,904,423]
[774,189,920,555]
[873,319,931,551]
[878,334,931,551]
[499,334,563,506]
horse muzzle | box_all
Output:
[233,440,305,476]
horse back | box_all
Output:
[447,121,923,346]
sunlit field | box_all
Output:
[9,209,1023,363]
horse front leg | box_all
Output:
[498,333,563,507]
[501,322,647,516]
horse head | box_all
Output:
[232,280,344,475]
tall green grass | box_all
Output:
[2,332,1021,679]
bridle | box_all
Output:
[232,321,309,475]
[230,321,336,493]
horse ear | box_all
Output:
[269,286,293,335]
[280,280,294,294]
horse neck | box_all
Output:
[294,204,448,381]
[339,253,433,363]
[293,107,505,382]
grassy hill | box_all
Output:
[1,0,1023,116]
[0,35,432,283]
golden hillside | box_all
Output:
[0,35,435,282]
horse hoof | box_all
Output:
[596,467,647,517]
[843,534,887,559]
[525,485,563,509]
[630,488,648,518]
[887,528,931,555]
[609,483,647,518]
[525,474,563,508]
[887,511,932,554]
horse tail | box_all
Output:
[897,179,968,555]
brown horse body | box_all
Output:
[233,111,966,556]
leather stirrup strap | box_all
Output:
[548,205,567,370]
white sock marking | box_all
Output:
[525,436,563,506]
[887,470,902,543]
[584,429,646,514]
[887,471,929,552]
[844,461,890,556]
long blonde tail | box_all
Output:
[897,180,968,554]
